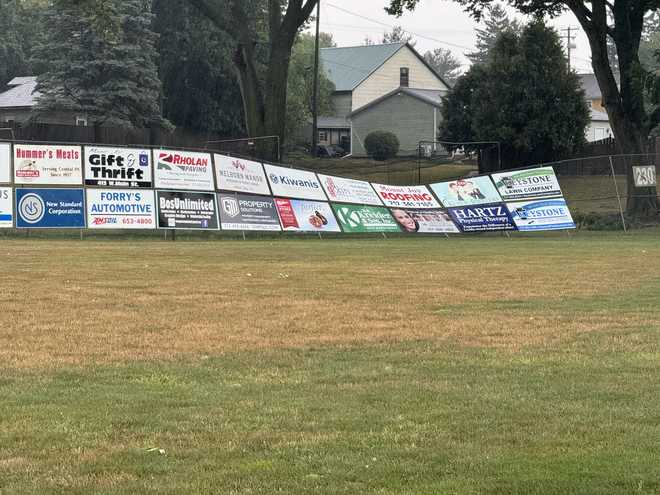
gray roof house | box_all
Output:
[317,42,451,156]
[578,73,613,142]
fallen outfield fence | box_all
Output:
[1,139,655,237]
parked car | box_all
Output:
[317,144,346,158]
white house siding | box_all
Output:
[352,47,448,111]
[586,121,612,142]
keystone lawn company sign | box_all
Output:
[331,204,400,233]
[448,204,516,232]
[156,190,218,230]
[86,189,156,229]
[275,198,340,232]
[390,208,460,233]
[0,143,10,183]
[430,176,501,207]
[84,146,152,188]
[218,193,281,231]
[13,144,82,185]
[214,154,270,195]
[371,184,440,209]
[318,174,383,206]
[491,167,562,201]
[15,188,85,228]
[154,149,214,191]
[264,164,327,201]
[0,187,12,228]
[507,199,575,231]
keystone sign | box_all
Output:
[84,146,152,188]
[318,174,383,206]
[214,154,270,195]
[0,187,12,228]
[390,208,460,234]
[86,189,156,229]
[13,144,83,185]
[430,176,502,208]
[218,193,281,231]
[264,164,327,201]
[491,167,562,201]
[448,203,516,232]
[331,204,400,233]
[15,188,85,228]
[154,149,214,191]
[371,184,440,209]
[0,143,10,183]
[275,198,340,232]
[156,190,218,230]
[507,199,575,231]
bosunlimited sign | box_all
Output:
[0,187,12,227]
[371,183,440,209]
[448,203,516,232]
[318,174,382,206]
[84,146,152,188]
[16,188,85,228]
[264,163,327,201]
[274,198,341,232]
[430,176,502,207]
[390,208,459,234]
[86,189,156,229]
[154,149,214,191]
[157,190,218,230]
[214,154,270,195]
[507,199,575,231]
[13,144,82,185]
[331,204,400,233]
[0,143,10,183]
[491,167,562,200]
[218,193,281,231]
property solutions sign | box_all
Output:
[214,154,270,195]
[13,144,83,185]
[86,189,156,229]
[156,190,218,230]
[154,149,214,191]
[84,146,152,188]
[491,167,562,200]
[218,193,281,231]
[331,204,400,233]
[15,188,85,228]
[0,187,12,228]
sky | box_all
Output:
[309,0,595,74]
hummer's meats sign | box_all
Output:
[371,184,440,209]
[84,146,152,188]
[154,149,214,191]
[13,144,82,185]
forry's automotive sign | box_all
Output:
[430,176,502,207]
[274,198,340,232]
[13,144,83,185]
[154,149,214,191]
[157,190,218,230]
[84,146,152,188]
[218,193,281,231]
[371,183,440,209]
[0,187,12,228]
[331,204,400,233]
[318,174,382,206]
[491,167,562,200]
[214,154,270,195]
[507,199,575,231]
[390,208,459,233]
[86,189,156,229]
[15,188,85,228]
[264,164,327,201]
[448,203,516,232]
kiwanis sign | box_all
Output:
[264,163,327,201]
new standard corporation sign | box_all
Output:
[214,154,270,195]
[154,149,214,191]
[84,146,152,187]
[218,193,281,231]
[86,190,156,229]
[15,188,85,228]
[13,144,83,185]
[264,163,327,201]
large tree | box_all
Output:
[388,0,660,216]
[188,0,318,148]
[466,3,521,64]
[424,48,462,85]
[439,21,589,170]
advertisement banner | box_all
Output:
[0,187,12,228]
[507,199,575,231]
[154,149,214,191]
[332,204,400,233]
[156,190,218,230]
[13,144,82,185]
[430,176,502,207]
[491,167,562,200]
[0,143,10,183]
[448,203,516,232]
[264,164,327,201]
[390,208,460,233]
[274,198,340,232]
[16,188,85,228]
[84,146,152,188]
[318,174,383,206]
[371,183,440,209]
[214,154,270,195]
[86,189,156,229]
[218,193,281,231]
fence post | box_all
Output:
[608,155,627,233]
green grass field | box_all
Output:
[1,234,659,494]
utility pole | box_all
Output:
[311,0,321,157]
[561,26,577,69]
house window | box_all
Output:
[75,116,88,126]
[400,67,409,87]
[318,131,328,142]
[4,116,15,125]
[594,127,607,140]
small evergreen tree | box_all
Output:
[33,0,167,129]
[466,3,521,65]
[423,48,462,86]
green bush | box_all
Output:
[364,131,400,161]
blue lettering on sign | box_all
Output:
[16,188,85,228]
[510,199,575,231]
